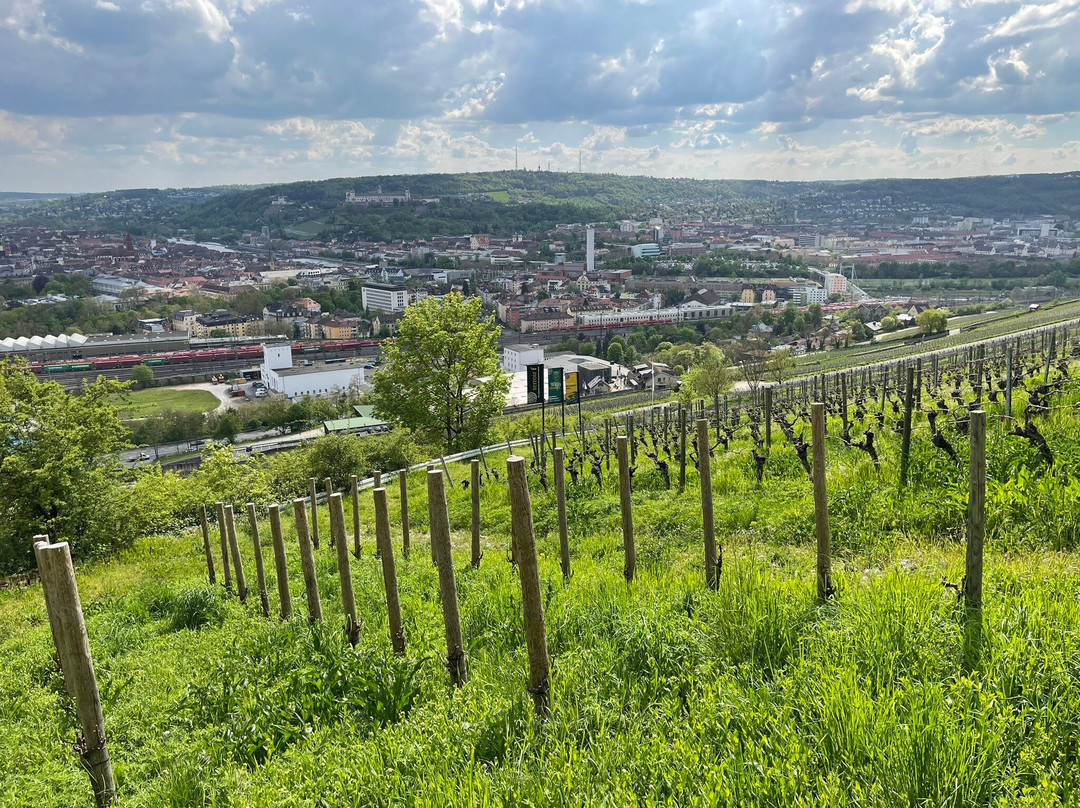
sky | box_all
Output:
[1,0,1079,192]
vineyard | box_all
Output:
[5,326,1080,806]
[793,298,1080,376]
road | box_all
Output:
[121,425,325,466]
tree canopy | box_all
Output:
[917,309,949,334]
[0,362,131,573]
[370,294,509,452]
[681,343,733,404]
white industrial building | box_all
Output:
[259,344,369,400]
[502,344,544,372]
[0,332,88,353]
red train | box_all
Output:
[28,339,382,374]
[540,317,681,334]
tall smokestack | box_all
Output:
[586,226,595,275]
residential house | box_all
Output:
[191,309,265,338]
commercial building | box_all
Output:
[631,243,663,258]
[361,282,409,313]
[259,344,368,400]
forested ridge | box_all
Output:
[8,171,1080,239]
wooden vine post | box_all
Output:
[553,446,571,580]
[267,504,293,620]
[810,402,834,603]
[470,459,482,568]
[678,403,687,492]
[34,540,116,807]
[696,419,718,590]
[308,477,320,549]
[507,456,551,717]
[399,471,411,560]
[1005,345,1014,419]
[351,474,360,558]
[198,504,216,585]
[964,410,987,612]
[292,497,322,623]
[617,435,636,583]
[245,503,271,617]
[427,469,467,685]
[214,502,232,590]
[840,374,849,432]
[1044,331,1055,384]
[329,494,360,645]
[900,365,915,489]
[373,487,406,654]
[323,478,335,547]
[764,386,773,451]
[223,504,248,603]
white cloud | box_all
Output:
[1,0,1080,189]
[987,0,1080,38]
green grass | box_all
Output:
[113,387,221,419]
[283,220,325,238]
[7,364,1080,805]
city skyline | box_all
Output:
[2,0,1079,193]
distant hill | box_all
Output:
[0,191,73,208]
[8,171,1080,240]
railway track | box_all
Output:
[40,345,381,388]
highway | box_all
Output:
[121,425,325,467]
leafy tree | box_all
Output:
[764,348,795,383]
[916,309,949,334]
[32,274,49,293]
[131,363,154,388]
[371,294,509,451]
[881,315,900,332]
[0,363,131,572]
[306,434,368,487]
[211,409,242,443]
[682,343,732,409]
[606,337,628,365]
[733,336,769,393]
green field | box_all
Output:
[283,220,325,238]
[114,387,221,419]
[6,349,1080,805]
